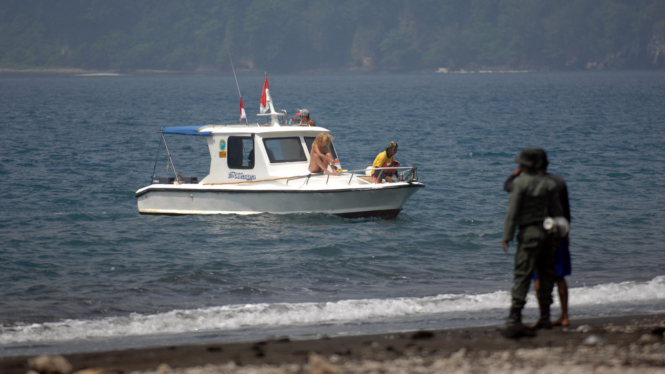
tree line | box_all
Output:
[1,0,664,72]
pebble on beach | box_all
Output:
[28,355,73,374]
[307,353,340,374]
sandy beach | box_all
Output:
[3,313,664,374]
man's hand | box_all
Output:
[512,166,523,177]
[501,241,510,253]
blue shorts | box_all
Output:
[534,236,571,280]
[372,169,387,181]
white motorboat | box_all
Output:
[135,82,423,219]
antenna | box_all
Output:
[228,50,249,125]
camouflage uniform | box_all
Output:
[502,149,564,332]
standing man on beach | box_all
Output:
[504,149,572,327]
[501,148,564,338]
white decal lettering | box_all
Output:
[228,172,257,181]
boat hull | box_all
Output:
[136,182,423,219]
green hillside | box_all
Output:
[1,0,664,72]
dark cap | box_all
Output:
[514,148,538,168]
[534,148,548,170]
[387,141,398,149]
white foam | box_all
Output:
[1,276,664,344]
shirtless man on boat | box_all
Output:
[309,133,337,174]
[291,109,316,126]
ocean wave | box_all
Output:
[1,276,664,345]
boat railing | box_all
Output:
[286,166,418,186]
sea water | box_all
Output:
[1,72,664,357]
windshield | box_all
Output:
[263,137,307,163]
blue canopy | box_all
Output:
[161,126,211,136]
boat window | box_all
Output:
[304,136,338,160]
[263,137,307,163]
[227,136,254,169]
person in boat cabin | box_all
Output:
[291,109,316,126]
[372,141,399,183]
[309,133,336,174]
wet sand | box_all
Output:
[3,314,664,374]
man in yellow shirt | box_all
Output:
[372,141,399,182]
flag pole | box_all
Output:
[228,50,248,124]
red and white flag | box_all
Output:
[239,97,247,122]
[259,76,270,114]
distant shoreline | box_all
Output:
[3,67,663,76]
[2,313,664,374]
[0,68,180,76]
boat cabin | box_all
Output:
[194,125,338,184]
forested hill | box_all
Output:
[2,0,665,73]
